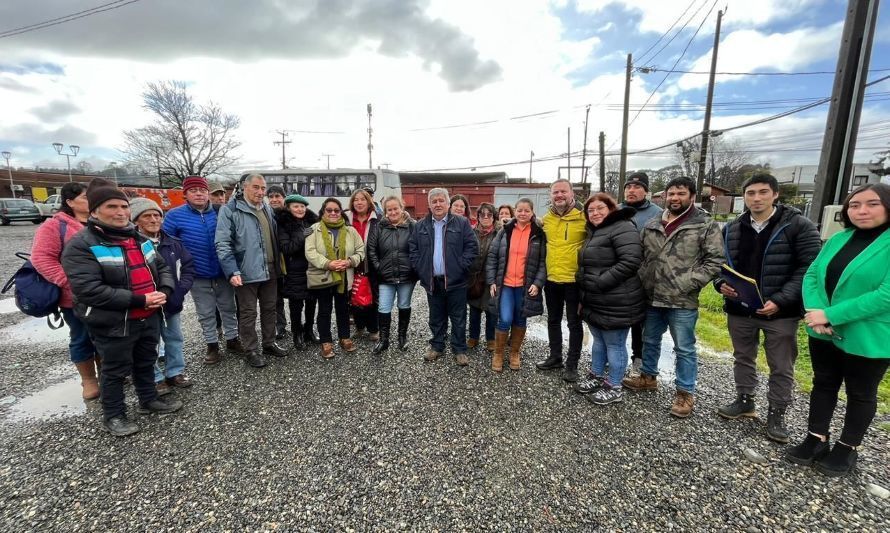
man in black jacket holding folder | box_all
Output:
[714,173,820,443]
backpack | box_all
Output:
[1,220,68,329]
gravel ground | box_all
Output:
[0,224,887,531]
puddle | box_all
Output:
[0,316,69,344]
[0,298,20,314]
[5,377,87,422]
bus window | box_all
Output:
[310,175,336,197]
[290,175,310,196]
[357,174,376,192]
[336,175,358,197]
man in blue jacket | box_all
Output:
[409,188,479,366]
[216,174,286,368]
[163,176,240,365]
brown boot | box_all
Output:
[467,338,479,349]
[204,343,221,365]
[508,326,526,371]
[622,373,657,391]
[492,330,508,372]
[321,342,335,359]
[339,338,356,352]
[670,390,695,418]
[74,360,99,400]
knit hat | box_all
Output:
[625,171,650,191]
[284,194,309,206]
[182,175,209,192]
[129,197,163,222]
[267,185,285,197]
[86,178,129,212]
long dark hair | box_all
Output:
[318,197,349,224]
[842,182,890,228]
[59,182,86,217]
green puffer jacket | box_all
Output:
[639,206,724,309]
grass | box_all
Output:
[696,284,889,417]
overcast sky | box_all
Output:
[0,0,888,181]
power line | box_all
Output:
[637,66,890,76]
[636,0,711,67]
[634,0,700,65]
[0,0,143,40]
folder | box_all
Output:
[720,264,765,310]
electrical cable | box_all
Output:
[0,0,143,40]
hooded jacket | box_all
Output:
[716,204,821,318]
[277,209,319,300]
[367,214,417,285]
[409,214,478,293]
[215,195,281,284]
[485,219,547,318]
[639,206,724,309]
[576,207,646,329]
[541,201,586,283]
[61,219,175,338]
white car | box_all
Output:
[36,194,62,219]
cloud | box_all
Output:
[0,0,501,92]
[0,122,97,146]
[30,100,81,122]
[0,75,37,93]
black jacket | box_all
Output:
[367,215,417,285]
[576,207,646,329]
[409,214,479,293]
[277,209,319,300]
[155,231,194,315]
[485,219,547,318]
[467,222,500,310]
[61,219,175,338]
[717,204,821,318]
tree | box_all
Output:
[76,160,93,174]
[122,81,241,184]
[675,136,755,192]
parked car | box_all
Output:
[0,198,43,225]
[35,194,62,219]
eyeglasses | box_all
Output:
[325,208,341,214]
[478,212,493,218]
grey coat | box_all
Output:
[485,219,547,318]
[215,195,281,284]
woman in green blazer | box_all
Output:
[787,183,890,477]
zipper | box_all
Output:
[758,222,790,290]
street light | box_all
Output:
[52,143,80,182]
[1,151,13,198]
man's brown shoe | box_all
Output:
[339,338,356,352]
[321,343,335,359]
[166,374,193,388]
[455,353,469,366]
[622,373,657,391]
[424,348,442,362]
[670,390,695,418]
[156,381,173,397]
[204,343,221,365]
[467,338,479,349]
[226,338,246,354]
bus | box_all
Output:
[238,168,402,213]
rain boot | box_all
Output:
[508,326,526,371]
[75,359,100,400]
[397,308,411,351]
[292,322,305,350]
[373,313,391,355]
[492,330,509,373]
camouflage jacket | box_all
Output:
[639,207,725,309]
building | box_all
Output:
[0,169,95,201]
[398,172,553,219]
[771,163,883,200]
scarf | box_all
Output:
[89,217,138,240]
[322,218,348,293]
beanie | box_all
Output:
[86,179,129,212]
[284,194,309,206]
[267,184,285,197]
[182,175,209,192]
[625,171,650,192]
[129,197,163,222]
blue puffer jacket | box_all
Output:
[156,231,195,315]
[620,199,663,230]
[409,214,478,293]
[215,195,282,283]
[162,203,222,279]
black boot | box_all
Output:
[766,403,790,443]
[397,308,411,351]
[815,442,858,477]
[373,313,391,355]
[536,353,564,371]
[786,432,830,466]
[303,325,319,344]
[716,393,756,420]
[292,323,305,350]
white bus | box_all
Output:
[238,168,402,213]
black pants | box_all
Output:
[808,337,890,446]
[287,296,317,337]
[630,320,643,360]
[426,277,468,353]
[90,313,161,420]
[352,305,379,334]
[544,281,583,368]
[311,287,350,343]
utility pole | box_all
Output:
[529,150,534,183]
[321,154,335,169]
[809,0,880,224]
[567,127,571,182]
[581,104,591,189]
[618,53,632,202]
[367,103,374,169]
[273,131,291,170]
[598,131,606,194]
[697,8,724,203]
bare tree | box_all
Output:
[122,81,241,184]
[675,136,756,192]
[76,160,93,174]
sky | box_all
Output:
[0,0,888,183]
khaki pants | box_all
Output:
[235,278,278,352]
[727,314,799,407]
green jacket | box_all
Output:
[802,227,890,359]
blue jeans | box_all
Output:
[641,306,699,393]
[587,324,629,388]
[468,306,495,342]
[426,278,468,353]
[378,282,416,313]
[155,312,185,382]
[61,307,96,363]
[496,286,527,331]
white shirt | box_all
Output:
[750,207,776,234]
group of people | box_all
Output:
[29,170,890,479]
